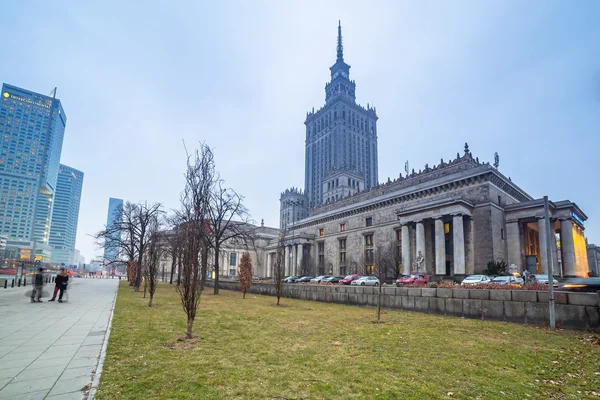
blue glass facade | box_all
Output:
[49,164,84,265]
[0,83,66,245]
[103,197,123,261]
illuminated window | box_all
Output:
[340,223,346,232]
[444,223,450,234]
[319,228,324,236]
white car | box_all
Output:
[460,275,491,286]
[310,275,332,283]
[351,276,380,286]
[530,274,559,285]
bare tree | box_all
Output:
[94,201,163,292]
[238,252,252,299]
[144,218,164,307]
[273,232,286,305]
[175,142,215,339]
[373,243,397,322]
[208,180,251,295]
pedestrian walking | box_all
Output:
[30,267,44,303]
[48,268,69,303]
[522,269,530,283]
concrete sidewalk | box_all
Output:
[0,278,119,399]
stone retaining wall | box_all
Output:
[207,281,600,331]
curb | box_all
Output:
[87,282,119,399]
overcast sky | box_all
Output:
[2,0,599,262]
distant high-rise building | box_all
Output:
[304,22,378,208]
[103,197,123,262]
[279,188,308,231]
[49,164,84,265]
[0,83,66,262]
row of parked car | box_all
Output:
[282,273,562,287]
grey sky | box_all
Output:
[2,0,599,261]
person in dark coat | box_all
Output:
[30,267,44,303]
[48,268,68,302]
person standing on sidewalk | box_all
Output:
[30,267,44,303]
[49,268,68,302]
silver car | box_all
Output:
[530,274,558,285]
[351,276,380,286]
[460,275,491,285]
[310,275,332,283]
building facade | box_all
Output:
[588,243,600,277]
[303,22,378,209]
[0,83,67,263]
[103,197,123,262]
[49,164,84,265]
[279,188,308,231]
[265,146,590,280]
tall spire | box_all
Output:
[337,20,343,62]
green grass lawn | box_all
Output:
[96,282,600,399]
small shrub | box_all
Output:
[428,282,438,288]
[485,260,508,276]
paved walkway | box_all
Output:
[0,278,119,399]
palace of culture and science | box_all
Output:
[272,22,591,280]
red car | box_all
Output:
[340,274,364,285]
[396,274,428,287]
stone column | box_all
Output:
[537,217,548,274]
[560,219,576,277]
[415,221,425,261]
[465,217,475,275]
[453,214,465,275]
[401,224,411,275]
[506,221,522,269]
[284,245,290,276]
[434,217,446,275]
[266,252,272,277]
[293,244,298,276]
[297,244,304,276]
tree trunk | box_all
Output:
[243,291,246,299]
[200,246,208,290]
[377,282,382,322]
[277,294,280,305]
[169,253,176,284]
[177,258,182,286]
[134,259,142,292]
[214,245,220,295]
[149,293,153,307]
[186,317,194,339]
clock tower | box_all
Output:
[303,22,379,209]
[325,21,356,104]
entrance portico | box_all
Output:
[505,200,588,277]
[396,199,474,277]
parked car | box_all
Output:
[351,276,380,286]
[311,275,332,283]
[395,274,428,287]
[282,276,299,283]
[340,274,363,285]
[296,276,314,283]
[530,274,558,285]
[490,275,523,285]
[460,275,491,286]
[321,276,341,283]
[556,278,600,292]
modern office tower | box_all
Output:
[49,164,84,265]
[0,83,66,262]
[103,197,123,262]
[303,22,379,208]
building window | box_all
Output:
[364,234,373,247]
[229,252,237,266]
[501,228,505,240]
[444,223,450,234]
[498,195,502,206]
[365,217,373,227]
[339,238,346,251]
[318,242,324,254]
[340,251,346,264]
[340,223,346,232]
[319,228,325,236]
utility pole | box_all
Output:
[544,196,556,331]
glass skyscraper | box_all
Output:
[0,83,66,262]
[49,164,84,265]
[103,197,123,262]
